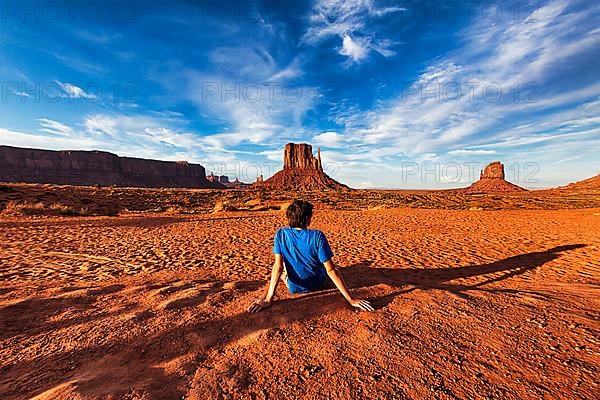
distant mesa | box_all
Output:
[465,161,527,193]
[207,172,251,189]
[207,173,230,185]
[0,145,224,189]
[228,177,252,189]
[554,173,600,194]
[254,143,349,190]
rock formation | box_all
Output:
[227,177,252,189]
[255,143,349,190]
[207,173,230,184]
[0,145,224,189]
[465,161,526,193]
[207,173,251,188]
[554,173,600,194]
[284,143,323,171]
[480,161,505,179]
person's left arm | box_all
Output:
[318,232,373,311]
[324,259,373,311]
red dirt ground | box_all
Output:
[1,206,599,399]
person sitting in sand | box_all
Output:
[248,200,373,313]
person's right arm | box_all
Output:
[324,260,374,311]
[247,253,283,313]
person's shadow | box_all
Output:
[259,243,587,312]
[338,243,586,305]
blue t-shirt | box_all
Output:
[273,227,334,294]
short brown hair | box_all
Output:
[286,200,313,228]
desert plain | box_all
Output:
[0,183,599,400]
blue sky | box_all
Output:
[0,0,599,188]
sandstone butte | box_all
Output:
[254,143,350,190]
[465,161,527,193]
[0,145,223,189]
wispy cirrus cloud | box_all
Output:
[447,149,497,156]
[56,81,97,100]
[173,46,318,152]
[38,118,74,136]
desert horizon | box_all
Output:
[2,142,598,192]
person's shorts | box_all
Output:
[281,264,334,291]
[280,264,289,287]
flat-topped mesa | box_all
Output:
[283,143,323,171]
[0,145,224,189]
[480,161,505,179]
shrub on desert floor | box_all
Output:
[2,200,22,214]
[48,202,91,216]
[1,201,91,217]
[2,201,45,215]
[212,200,239,213]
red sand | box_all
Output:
[1,206,599,399]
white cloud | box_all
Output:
[57,81,96,99]
[0,113,248,167]
[38,118,74,136]
[75,30,121,44]
[474,127,600,149]
[268,59,303,81]
[303,0,401,63]
[0,127,97,151]
[174,46,317,153]
[448,149,497,156]
[50,53,104,74]
[259,149,283,162]
[555,155,583,164]
[149,110,185,119]
[313,131,342,147]
[371,39,396,57]
[339,34,369,62]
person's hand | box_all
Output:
[248,298,272,313]
[349,298,374,311]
